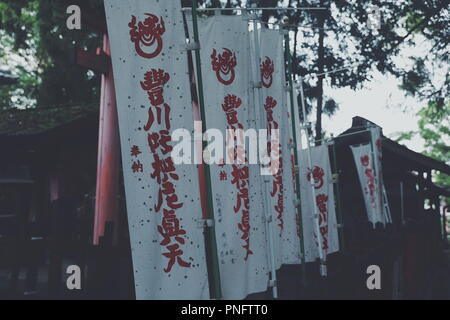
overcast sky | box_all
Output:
[322,71,425,152]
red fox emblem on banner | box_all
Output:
[129,14,165,59]
[211,48,237,85]
[307,166,325,190]
[360,155,370,167]
[260,57,275,88]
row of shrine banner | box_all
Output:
[105,0,385,300]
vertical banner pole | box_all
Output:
[442,206,450,241]
[330,137,345,251]
[371,128,392,224]
[283,30,308,285]
[251,16,279,299]
[400,182,405,226]
[298,76,327,277]
[191,0,222,299]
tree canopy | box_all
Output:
[0,0,448,181]
[0,0,103,110]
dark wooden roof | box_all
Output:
[0,104,98,137]
[383,138,450,176]
[339,116,450,176]
[0,104,100,155]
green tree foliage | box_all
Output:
[419,102,449,188]
[0,1,40,109]
[0,0,448,155]
[395,101,449,189]
[0,0,103,109]
[37,0,103,108]
[283,0,447,143]
[192,1,448,144]
[391,0,449,187]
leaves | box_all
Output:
[0,0,103,110]
[417,101,450,188]
[0,0,448,156]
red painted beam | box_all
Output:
[92,34,120,245]
[74,48,110,75]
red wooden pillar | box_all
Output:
[71,8,120,245]
[92,34,120,245]
[192,100,207,220]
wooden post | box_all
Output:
[71,10,119,246]
[92,34,120,245]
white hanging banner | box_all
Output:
[105,0,209,299]
[371,127,383,168]
[351,142,387,227]
[188,14,270,300]
[370,127,392,224]
[259,28,301,267]
[299,145,339,262]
